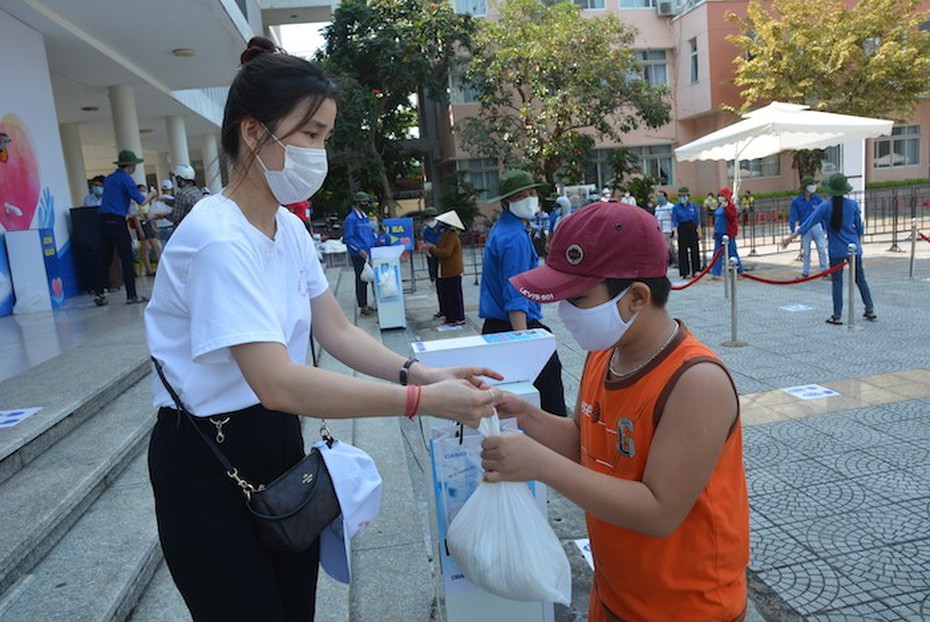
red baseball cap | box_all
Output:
[510,201,668,303]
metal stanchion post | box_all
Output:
[472,238,480,286]
[749,207,757,256]
[847,243,857,330]
[723,235,730,300]
[722,257,746,347]
[409,253,417,293]
[909,218,918,279]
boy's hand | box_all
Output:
[481,432,547,483]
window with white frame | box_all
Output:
[620,0,656,6]
[873,125,920,168]
[454,0,485,16]
[637,50,668,87]
[581,146,673,187]
[689,38,699,83]
[456,158,499,200]
[575,0,605,9]
[449,66,478,105]
[726,154,780,179]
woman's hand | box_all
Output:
[419,380,501,428]
[411,363,503,389]
[481,432,550,483]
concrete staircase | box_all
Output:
[0,319,169,621]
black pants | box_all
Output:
[350,254,368,308]
[148,405,320,621]
[96,213,138,298]
[438,275,464,323]
[677,221,700,278]
[427,255,443,315]
[481,318,568,416]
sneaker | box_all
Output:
[433,311,445,319]
[359,306,374,316]
[94,294,108,307]
[801,273,810,278]
[863,311,877,321]
[127,296,148,305]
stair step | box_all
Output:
[129,561,190,622]
[0,377,154,596]
[0,451,159,621]
[0,340,150,486]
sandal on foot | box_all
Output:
[826,316,843,325]
[94,294,108,307]
[127,296,148,305]
[863,311,877,321]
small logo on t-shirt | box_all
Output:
[617,418,635,458]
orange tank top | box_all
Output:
[578,323,749,622]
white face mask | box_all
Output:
[558,288,636,352]
[426,218,437,228]
[806,185,817,194]
[257,130,328,205]
[508,195,539,220]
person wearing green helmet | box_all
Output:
[344,191,376,315]
[479,170,568,416]
[421,206,443,318]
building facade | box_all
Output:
[442,0,930,206]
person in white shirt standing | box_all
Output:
[652,190,676,268]
[144,35,501,621]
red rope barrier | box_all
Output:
[671,246,725,290]
[920,231,930,244]
[740,260,847,285]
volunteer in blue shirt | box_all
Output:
[479,170,567,416]
[421,206,444,319]
[343,192,376,316]
[789,176,829,278]
[549,195,571,236]
[782,173,876,325]
[94,150,156,307]
[671,186,701,279]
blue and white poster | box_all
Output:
[382,217,414,250]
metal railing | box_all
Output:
[720,185,930,256]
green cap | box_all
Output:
[422,206,438,217]
[801,176,816,187]
[821,173,852,196]
[114,150,144,166]
[677,186,690,194]
[353,191,371,202]
[490,170,546,202]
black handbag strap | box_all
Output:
[151,356,259,495]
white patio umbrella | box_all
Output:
[674,102,894,192]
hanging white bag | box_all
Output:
[377,265,399,298]
[360,261,375,283]
[446,414,572,605]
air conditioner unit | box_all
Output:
[657,0,677,16]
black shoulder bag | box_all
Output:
[152,357,341,553]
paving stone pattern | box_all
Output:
[745,400,930,619]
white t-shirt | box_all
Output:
[145,193,328,416]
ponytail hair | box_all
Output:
[830,195,844,231]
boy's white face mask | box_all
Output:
[557,288,636,352]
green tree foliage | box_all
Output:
[728,0,930,118]
[438,171,481,229]
[318,0,475,215]
[458,0,670,185]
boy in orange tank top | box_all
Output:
[481,201,749,622]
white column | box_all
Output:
[59,123,88,206]
[108,85,147,185]
[201,132,222,193]
[156,152,171,189]
[166,115,190,169]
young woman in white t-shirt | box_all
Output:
[144,36,502,621]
